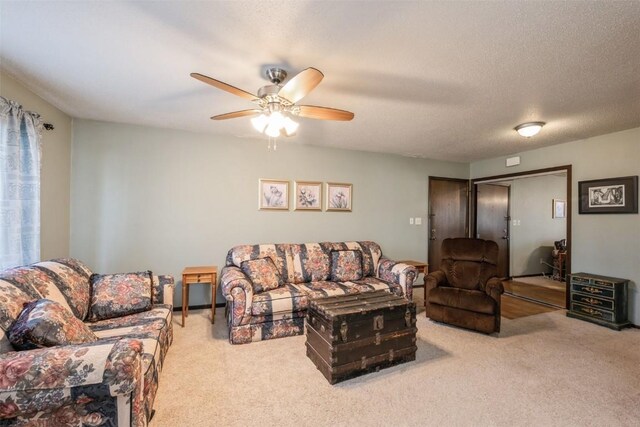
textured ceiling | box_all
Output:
[1,1,639,162]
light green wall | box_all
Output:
[508,175,566,276]
[472,127,640,325]
[0,71,72,260]
[71,119,468,306]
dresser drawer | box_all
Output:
[570,303,614,322]
[571,293,614,310]
[571,283,614,299]
[592,279,614,288]
[184,273,214,284]
[570,275,591,285]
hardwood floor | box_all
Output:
[503,276,566,308]
[501,294,559,319]
[501,276,566,319]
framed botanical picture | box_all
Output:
[294,181,322,211]
[259,179,289,210]
[552,199,566,218]
[578,176,638,214]
[326,182,352,212]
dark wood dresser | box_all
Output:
[567,273,631,330]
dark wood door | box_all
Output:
[428,178,469,271]
[476,183,510,278]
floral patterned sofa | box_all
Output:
[0,258,174,426]
[221,241,417,344]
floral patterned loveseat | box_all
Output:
[221,241,417,344]
[0,258,174,426]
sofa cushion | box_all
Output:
[251,284,309,316]
[9,299,98,350]
[241,258,283,293]
[289,243,331,283]
[330,250,363,281]
[32,259,93,320]
[0,268,45,331]
[428,287,496,315]
[88,271,153,321]
[343,277,402,295]
[296,281,359,299]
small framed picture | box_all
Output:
[578,176,638,214]
[552,199,566,218]
[326,182,352,212]
[294,181,322,211]
[259,179,289,210]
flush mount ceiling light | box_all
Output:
[514,122,546,138]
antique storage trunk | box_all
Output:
[305,290,417,384]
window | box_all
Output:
[0,96,42,269]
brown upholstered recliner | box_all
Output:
[426,238,504,334]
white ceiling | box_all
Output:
[1,1,639,162]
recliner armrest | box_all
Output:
[425,270,447,293]
[485,277,504,301]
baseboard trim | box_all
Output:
[173,303,225,312]
[511,274,545,279]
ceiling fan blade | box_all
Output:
[278,68,324,103]
[296,105,354,121]
[191,72,257,101]
[211,109,262,120]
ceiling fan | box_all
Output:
[190,67,354,137]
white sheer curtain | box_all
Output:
[0,96,43,269]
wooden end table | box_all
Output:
[181,266,217,327]
[398,260,428,306]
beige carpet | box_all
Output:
[152,299,640,426]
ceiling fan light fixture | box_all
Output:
[251,114,269,133]
[283,117,299,136]
[515,121,545,138]
[265,121,281,138]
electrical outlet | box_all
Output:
[415,217,422,225]
[409,218,414,225]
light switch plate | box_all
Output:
[409,218,414,225]
[415,217,422,225]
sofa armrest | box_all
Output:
[152,274,175,308]
[485,277,504,302]
[220,266,254,326]
[0,338,145,424]
[376,258,417,300]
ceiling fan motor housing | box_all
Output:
[266,68,287,84]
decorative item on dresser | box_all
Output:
[567,273,630,330]
[305,290,417,384]
[182,266,218,327]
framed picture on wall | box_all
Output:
[578,176,638,214]
[326,182,352,212]
[259,179,289,210]
[294,181,322,211]
[552,199,566,218]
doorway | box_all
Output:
[476,183,510,278]
[428,177,469,271]
[472,165,572,310]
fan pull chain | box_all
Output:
[267,137,278,151]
